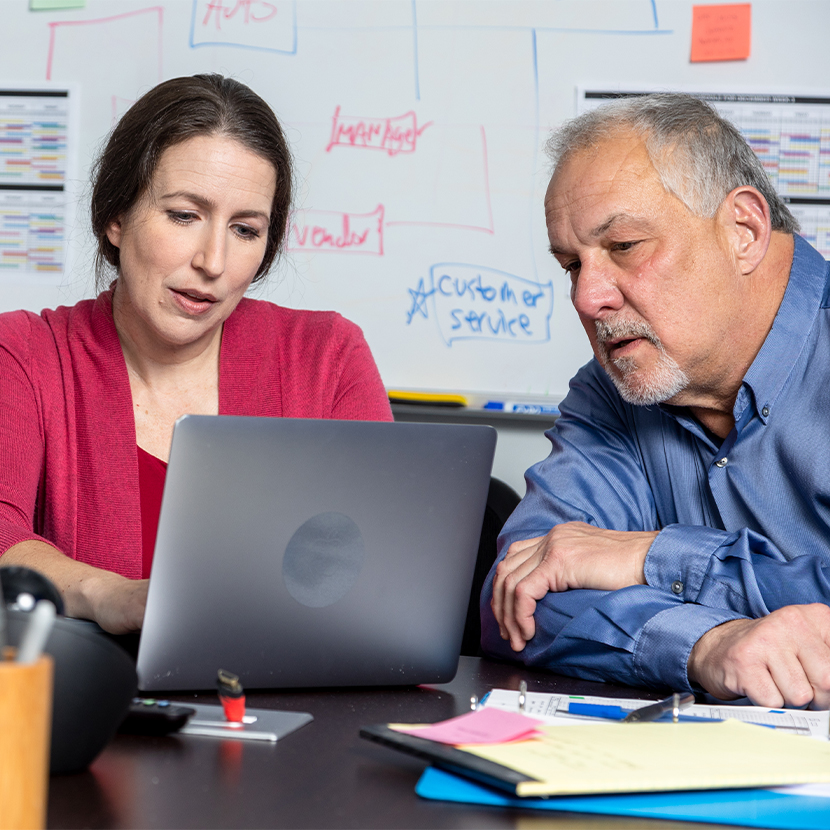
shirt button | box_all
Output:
[671,580,684,595]
[761,406,770,418]
[715,457,728,468]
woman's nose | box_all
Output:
[192,226,226,278]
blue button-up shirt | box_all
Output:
[481,235,830,692]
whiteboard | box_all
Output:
[2,0,830,402]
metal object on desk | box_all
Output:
[180,703,313,742]
[623,692,694,723]
[518,680,527,712]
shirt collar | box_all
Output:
[740,235,829,424]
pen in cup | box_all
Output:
[16,600,56,664]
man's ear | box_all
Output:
[105,217,123,250]
[720,186,772,274]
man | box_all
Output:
[481,93,830,709]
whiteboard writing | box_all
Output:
[190,0,297,53]
[326,107,433,157]
[288,206,384,256]
[407,264,553,346]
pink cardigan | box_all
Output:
[0,290,392,578]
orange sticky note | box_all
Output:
[691,3,751,62]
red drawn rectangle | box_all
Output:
[288,206,384,255]
[326,108,431,156]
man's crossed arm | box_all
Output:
[488,520,830,708]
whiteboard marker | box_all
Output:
[387,390,468,407]
[483,401,560,415]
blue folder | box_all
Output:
[416,767,830,829]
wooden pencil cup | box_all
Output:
[0,654,54,830]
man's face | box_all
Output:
[545,133,743,409]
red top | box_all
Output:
[137,446,167,579]
[0,291,392,578]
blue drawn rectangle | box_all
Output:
[190,0,297,54]
[408,263,553,346]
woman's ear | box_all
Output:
[105,217,123,250]
[720,186,772,275]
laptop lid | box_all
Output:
[136,416,496,691]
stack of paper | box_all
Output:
[362,689,830,829]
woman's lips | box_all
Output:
[170,288,217,315]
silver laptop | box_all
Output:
[136,416,496,691]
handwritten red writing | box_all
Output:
[326,107,432,156]
[202,0,277,30]
[288,206,384,255]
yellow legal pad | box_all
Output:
[459,720,830,797]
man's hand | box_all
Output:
[490,522,657,652]
[688,604,830,708]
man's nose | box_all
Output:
[570,258,624,320]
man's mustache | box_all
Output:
[595,318,663,352]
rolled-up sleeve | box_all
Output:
[646,524,830,615]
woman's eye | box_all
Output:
[167,211,195,224]
[234,224,262,240]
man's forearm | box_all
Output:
[481,563,744,690]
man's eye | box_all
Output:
[563,260,580,274]
[613,241,638,252]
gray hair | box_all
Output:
[545,93,799,234]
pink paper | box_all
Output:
[395,708,543,745]
[691,3,751,62]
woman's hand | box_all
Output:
[490,521,657,652]
[84,573,149,634]
[1,540,148,634]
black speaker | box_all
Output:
[5,610,137,774]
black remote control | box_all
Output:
[118,698,197,736]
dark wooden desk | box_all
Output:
[48,658,726,829]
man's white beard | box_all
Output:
[595,318,690,406]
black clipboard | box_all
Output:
[359,723,540,796]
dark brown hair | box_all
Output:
[91,73,293,285]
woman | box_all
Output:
[0,74,392,634]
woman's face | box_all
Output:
[106,134,276,359]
